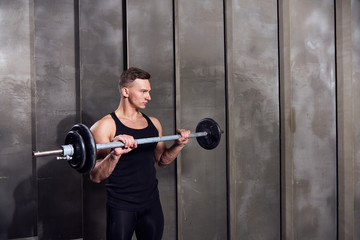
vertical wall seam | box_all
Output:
[73,0,83,237]
[123,0,129,70]
[276,0,283,239]
[278,0,294,238]
[335,0,355,238]
[172,0,179,238]
[74,0,81,123]
[334,1,339,239]
[224,0,235,238]
[222,0,230,239]
[173,0,182,238]
[30,0,38,236]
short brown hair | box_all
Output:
[119,67,151,90]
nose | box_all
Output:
[146,92,151,101]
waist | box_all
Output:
[106,181,159,210]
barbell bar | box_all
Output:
[96,131,208,150]
[32,118,222,174]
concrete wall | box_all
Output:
[0,0,359,239]
[226,0,280,238]
[336,0,360,239]
[0,1,35,239]
[279,0,337,239]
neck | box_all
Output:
[116,101,141,120]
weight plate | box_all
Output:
[71,124,97,173]
[195,118,222,150]
[65,130,86,170]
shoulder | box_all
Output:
[91,114,114,129]
[148,116,162,132]
[90,114,116,142]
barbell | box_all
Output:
[32,118,222,174]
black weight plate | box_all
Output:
[196,118,222,150]
[71,124,97,173]
[65,130,86,170]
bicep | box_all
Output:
[90,120,114,160]
[150,117,167,163]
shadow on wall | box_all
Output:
[4,114,107,239]
[82,111,107,240]
[6,176,36,239]
[6,115,85,239]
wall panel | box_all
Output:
[352,0,360,239]
[283,0,337,238]
[34,0,82,239]
[176,0,227,239]
[79,1,124,239]
[127,0,177,239]
[336,0,356,238]
[227,0,280,239]
[0,0,36,238]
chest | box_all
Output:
[119,118,148,129]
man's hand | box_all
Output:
[112,134,137,156]
[175,129,190,146]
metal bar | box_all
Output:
[33,131,208,157]
[96,131,207,150]
[33,149,63,157]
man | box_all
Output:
[89,67,190,240]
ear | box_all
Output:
[121,87,129,97]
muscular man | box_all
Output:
[89,67,190,240]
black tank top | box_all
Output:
[106,112,159,210]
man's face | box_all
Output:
[125,78,151,109]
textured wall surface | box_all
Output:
[79,1,124,239]
[290,0,337,239]
[336,0,360,239]
[353,1,360,238]
[280,0,339,239]
[176,0,227,239]
[227,0,280,238]
[34,0,82,239]
[127,0,177,239]
[0,1,35,238]
[0,0,359,239]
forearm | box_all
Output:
[90,151,121,183]
[159,144,185,167]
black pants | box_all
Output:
[106,199,164,240]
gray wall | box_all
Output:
[0,1,36,239]
[227,0,280,238]
[279,0,337,239]
[0,0,359,239]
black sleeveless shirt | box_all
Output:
[106,112,159,210]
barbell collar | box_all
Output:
[62,144,74,156]
[33,145,74,158]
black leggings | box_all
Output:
[106,199,164,240]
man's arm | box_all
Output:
[89,117,137,183]
[151,117,190,168]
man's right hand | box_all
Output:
[112,134,137,156]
